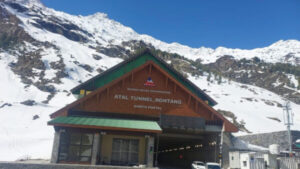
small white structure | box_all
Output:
[229,151,241,169]
[240,152,264,169]
[228,137,278,169]
[269,144,280,155]
[229,151,278,169]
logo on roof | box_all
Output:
[144,77,155,87]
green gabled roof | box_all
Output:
[48,116,162,133]
[71,49,217,106]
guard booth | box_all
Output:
[48,49,238,168]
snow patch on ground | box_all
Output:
[0,104,55,161]
[188,74,300,136]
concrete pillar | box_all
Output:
[50,130,61,163]
[145,136,155,167]
[91,133,100,165]
[222,132,234,169]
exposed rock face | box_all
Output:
[78,64,93,73]
[21,99,36,106]
[0,4,34,49]
[96,45,130,59]
[239,131,300,151]
[207,56,300,104]
[32,114,39,120]
[218,109,251,133]
[10,50,45,83]
[31,19,89,43]
[0,103,12,108]
[0,4,70,103]
[49,56,68,84]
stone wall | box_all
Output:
[0,162,157,169]
[238,130,300,150]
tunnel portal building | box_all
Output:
[48,50,238,168]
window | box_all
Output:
[207,165,221,169]
[232,156,234,160]
[111,138,139,165]
[58,132,94,163]
[243,161,247,167]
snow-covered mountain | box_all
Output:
[0,0,300,161]
[4,0,300,64]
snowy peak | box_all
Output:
[3,0,300,65]
[4,0,44,8]
[85,12,108,19]
[270,39,300,48]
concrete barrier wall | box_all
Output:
[0,162,157,169]
[278,157,300,169]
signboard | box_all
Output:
[113,87,182,111]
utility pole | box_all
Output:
[283,100,293,156]
[219,123,225,166]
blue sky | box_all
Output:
[41,0,300,49]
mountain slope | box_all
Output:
[0,0,300,161]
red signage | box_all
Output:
[144,77,155,86]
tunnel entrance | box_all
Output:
[155,131,221,169]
